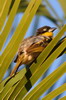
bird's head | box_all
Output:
[36,26,57,37]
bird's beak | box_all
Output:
[49,27,57,32]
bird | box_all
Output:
[10,26,56,76]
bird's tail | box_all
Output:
[4,61,21,86]
[10,61,21,77]
[10,54,24,77]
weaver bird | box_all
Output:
[10,26,56,76]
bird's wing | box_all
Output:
[26,42,44,53]
[26,36,48,54]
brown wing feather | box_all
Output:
[27,45,44,53]
[26,40,46,54]
[26,35,52,54]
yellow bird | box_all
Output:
[10,26,56,76]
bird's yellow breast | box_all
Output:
[42,32,53,37]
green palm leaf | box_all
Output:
[58,0,66,17]
[23,62,66,100]
[0,0,12,30]
[0,0,21,50]
[42,83,66,100]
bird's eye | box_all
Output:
[43,28,47,31]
